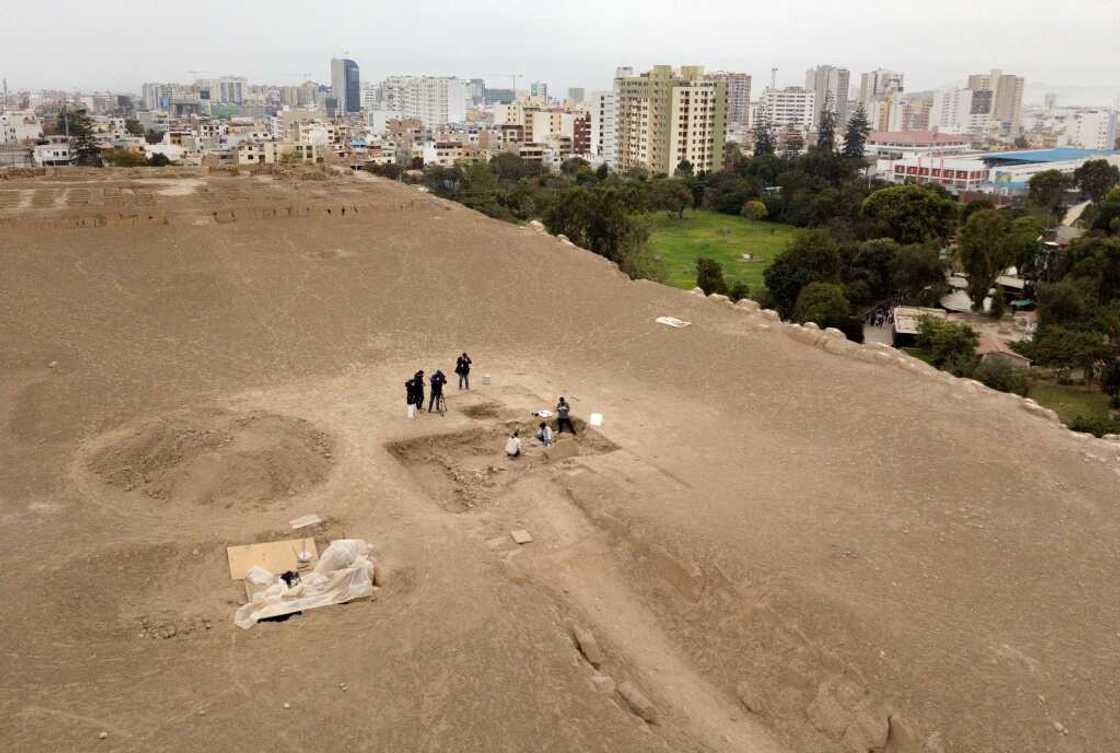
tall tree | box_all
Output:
[1073,159,1120,204]
[861,184,958,245]
[957,209,1014,313]
[752,117,775,157]
[843,103,870,160]
[58,108,102,166]
[1027,169,1070,223]
[816,95,836,152]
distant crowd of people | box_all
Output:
[405,352,471,418]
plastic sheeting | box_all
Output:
[233,539,375,630]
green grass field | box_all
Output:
[646,210,796,294]
[1029,381,1116,427]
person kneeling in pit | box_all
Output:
[536,421,553,447]
[505,430,522,458]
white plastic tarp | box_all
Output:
[233,539,375,630]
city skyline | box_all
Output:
[4,0,1119,106]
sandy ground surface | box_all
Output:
[2,168,1119,752]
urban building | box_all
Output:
[804,65,850,126]
[709,71,751,127]
[589,90,619,166]
[0,111,43,144]
[929,87,993,135]
[467,79,486,106]
[968,69,1024,131]
[614,65,727,176]
[759,86,816,130]
[573,112,591,155]
[567,87,585,104]
[859,69,904,108]
[380,76,466,127]
[330,58,361,114]
[530,81,549,102]
[1059,109,1117,150]
[484,88,515,105]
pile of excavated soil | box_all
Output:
[88,410,334,507]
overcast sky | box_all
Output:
[6,0,1119,105]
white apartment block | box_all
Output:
[759,87,816,130]
[929,88,992,135]
[380,76,467,127]
[589,90,618,166]
[0,112,43,144]
[1059,109,1118,150]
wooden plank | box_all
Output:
[227,538,318,580]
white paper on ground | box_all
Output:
[589,412,604,427]
[655,316,690,328]
[233,539,375,629]
[289,513,323,530]
[534,409,553,418]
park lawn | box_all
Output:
[1029,381,1115,427]
[646,209,796,294]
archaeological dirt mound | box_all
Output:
[88,410,334,507]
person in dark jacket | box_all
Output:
[455,353,472,390]
[556,396,576,434]
[428,370,447,413]
[405,376,418,418]
[414,370,425,415]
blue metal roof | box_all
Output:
[980,148,1116,164]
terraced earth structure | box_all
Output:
[2,166,1118,752]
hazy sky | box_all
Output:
[6,0,1119,104]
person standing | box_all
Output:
[414,370,425,417]
[428,369,447,413]
[405,376,418,419]
[556,397,576,434]
[455,353,473,390]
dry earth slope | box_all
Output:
[1,168,1118,753]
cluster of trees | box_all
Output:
[914,317,1030,396]
[1011,234,1120,401]
[762,225,946,336]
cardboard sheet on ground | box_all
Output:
[655,316,690,328]
[234,539,375,629]
[226,539,318,580]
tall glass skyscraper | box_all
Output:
[330,58,361,114]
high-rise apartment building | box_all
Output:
[967,69,1024,131]
[804,65,850,126]
[759,86,816,129]
[530,81,549,102]
[567,87,585,104]
[330,58,361,114]
[615,65,727,176]
[380,76,467,126]
[1061,109,1118,150]
[709,72,752,127]
[467,79,485,106]
[589,90,619,166]
[930,87,993,135]
[859,69,904,108]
